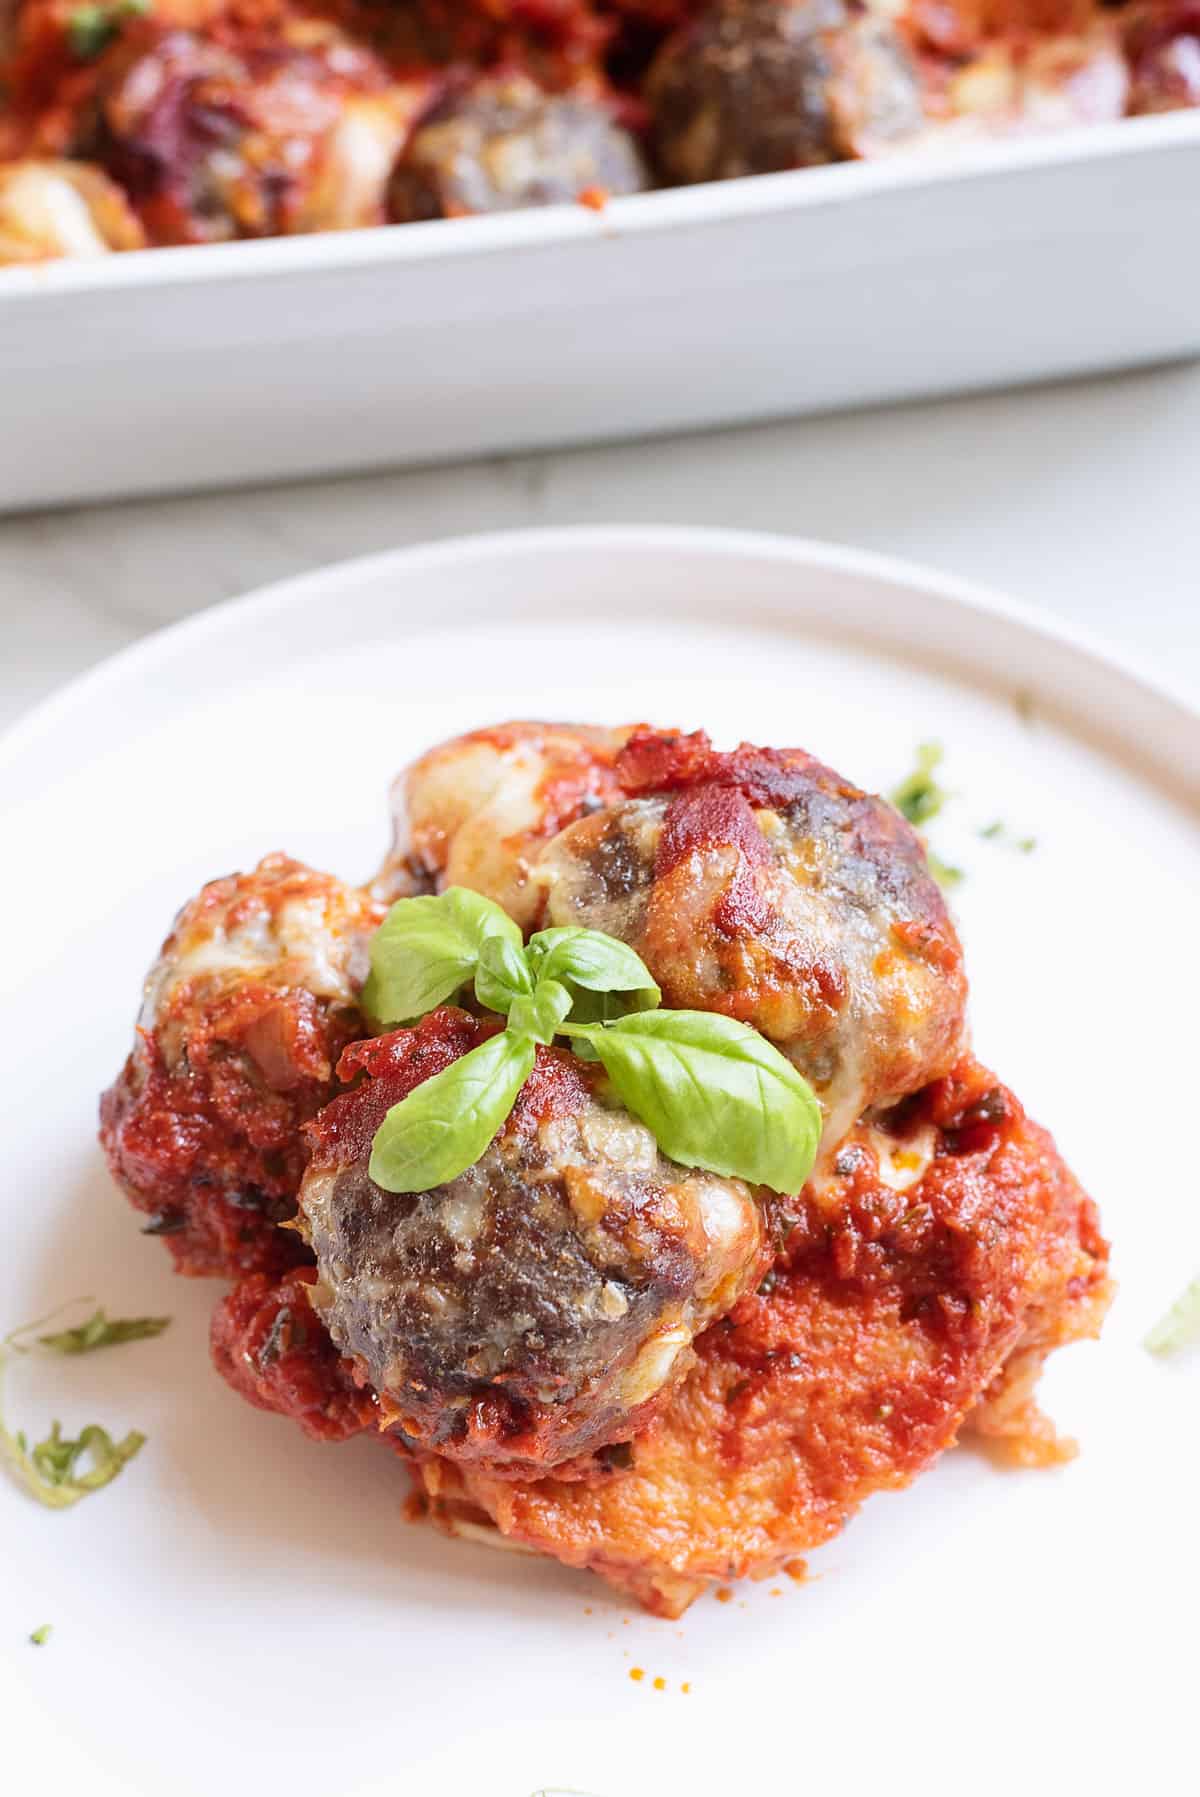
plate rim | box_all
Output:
[2,524,1196,784]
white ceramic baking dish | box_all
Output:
[0,108,1197,512]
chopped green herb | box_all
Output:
[889,744,962,886]
[1,1301,165,1508]
[35,1309,170,1355]
[67,6,115,56]
[1145,1274,1200,1357]
[889,742,949,827]
[67,0,149,60]
[1,1399,145,1509]
[979,819,1037,855]
[29,1625,52,1647]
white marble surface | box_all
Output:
[3,357,1199,733]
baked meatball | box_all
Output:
[99,855,383,1277]
[647,0,924,184]
[421,1057,1112,1614]
[83,22,422,244]
[535,730,967,1152]
[374,720,637,929]
[296,1009,778,1475]
[0,158,144,263]
[386,74,648,221]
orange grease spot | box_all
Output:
[630,1667,645,1682]
[653,1677,666,1691]
[715,1588,733,1604]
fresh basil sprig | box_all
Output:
[364,888,821,1198]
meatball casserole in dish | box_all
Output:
[0,0,1197,262]
[99,719,1111,1616]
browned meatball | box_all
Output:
[535,730,967,1155]
[647,0,924,185]
[386,74,648,221]
[297,1009,777,1476]
[373,719,637,928]
[99,855,383,1278]
[83,23,422,245]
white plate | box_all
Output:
[1,113,1199,511]
[0,526,1196,1797]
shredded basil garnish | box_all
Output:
[34,1309,170,1355]
[1145,1275,1200,1357]
[0,1302,167,1509]
[890,741,950,827]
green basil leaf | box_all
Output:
[368,1029,535,1193]
[560,981,661,1031]
[474,933,535,1015]
[528,926,660,1005]
[508,979,572,1046]
[363,887,523,1025]
[577,1010,821,1194]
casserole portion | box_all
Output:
[98,718,1112,1615]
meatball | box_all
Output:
[296,1008,778,1475]
[647,0,924,185]
[386,74,648,222]
[0,158,144,263]
[374,719,638,929]
[420,1057,1112,1614]
[99,855,384,1278]
[534,729,967,1151]
[83,23,417,245]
